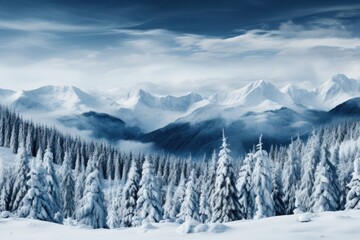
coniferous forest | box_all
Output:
[0,105,360,229]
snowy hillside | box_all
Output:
[1,210,360,240]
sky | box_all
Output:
[1,0,360,96]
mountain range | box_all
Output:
[1,73,360,156]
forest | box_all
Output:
[0,106,359,228]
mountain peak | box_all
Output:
[318,74,360,103]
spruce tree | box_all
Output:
[60,152,75,219]
[121,158,140,227]
[345,156,360,210]
[237,153,255,219]
[272,159,285,216]
[211,130,241,223]
[282,140,301,214]
[253,135,274,219]
[19,154,55,222]
[107,187,122,229]
[178,169,200,222]
[77,155,108,228]
[133,156,163,226]
[311,145,340,213]
[199,166,211,223]
[10,146,30,211]
[163,181,175,220]
[44,147,63,223]
[169,172,186,220]
[295,131,320,212]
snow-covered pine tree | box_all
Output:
[295,131,320,212]
[178,169,200,222]
[10,145,30,211]
[19,152,55,222]
[338,147,354,210]
[60,152,75,219]
[43,146,63,223]
[211,130,241,223]
[207,150,217,218]
[132,156,163,226]
[311,145,340,213]
[0,158,5,211]
[76,154,108,229]
[163,180,175,220]
[25,126,33,156]
[121,157,140,227]
[237,152,255,219]
[282,139,301,214]
[74,153,86,210]
[169,171,186,220]
[10,121,19,154]
[199,165,211,223]
[107,186,122,229]
[253,135,275,219]
[345,156,360,209]
[272,158,285,216]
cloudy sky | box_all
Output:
[1,0,360,95]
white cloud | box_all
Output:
[0,19,103,32]
[1,19,360,96]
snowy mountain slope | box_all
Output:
[10,86,104,114]
[58,111,142,142]
[114,89,208,131]
[209,79,294,107]
[317,73,360,109]
[1,210,360,240]
[282,74,360,110]
[142,96,360,156]
[142,108,325,156]
[328,97,360,118]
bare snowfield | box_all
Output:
[1,210,359,240]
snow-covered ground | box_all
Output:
[1,210,359,240]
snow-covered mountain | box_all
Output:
[5,86,104,114]
[114,89,208,131]
[210,80,293,107]
[282,73,360,110]
[0,73,359,150]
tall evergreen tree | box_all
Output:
[282,140,301,214]
[107,187,122,229]
[345,156,360,210]
[133,156,163,226]
[169,172,186,220]
[237,153,255,219]
[311,145,340,213]
[163,180,175,220]
[199,166,211,223]
[121,158,140,227]
[178,169,200,222]
[253,135,274,219]
[295,131,320,212]
[44,147,63,223]
[211,130,241,223]
[10,146,30,211]
[272,159,285,216]
[19,153,55,222]
[77,155,108,228]
[60,152,75,219]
